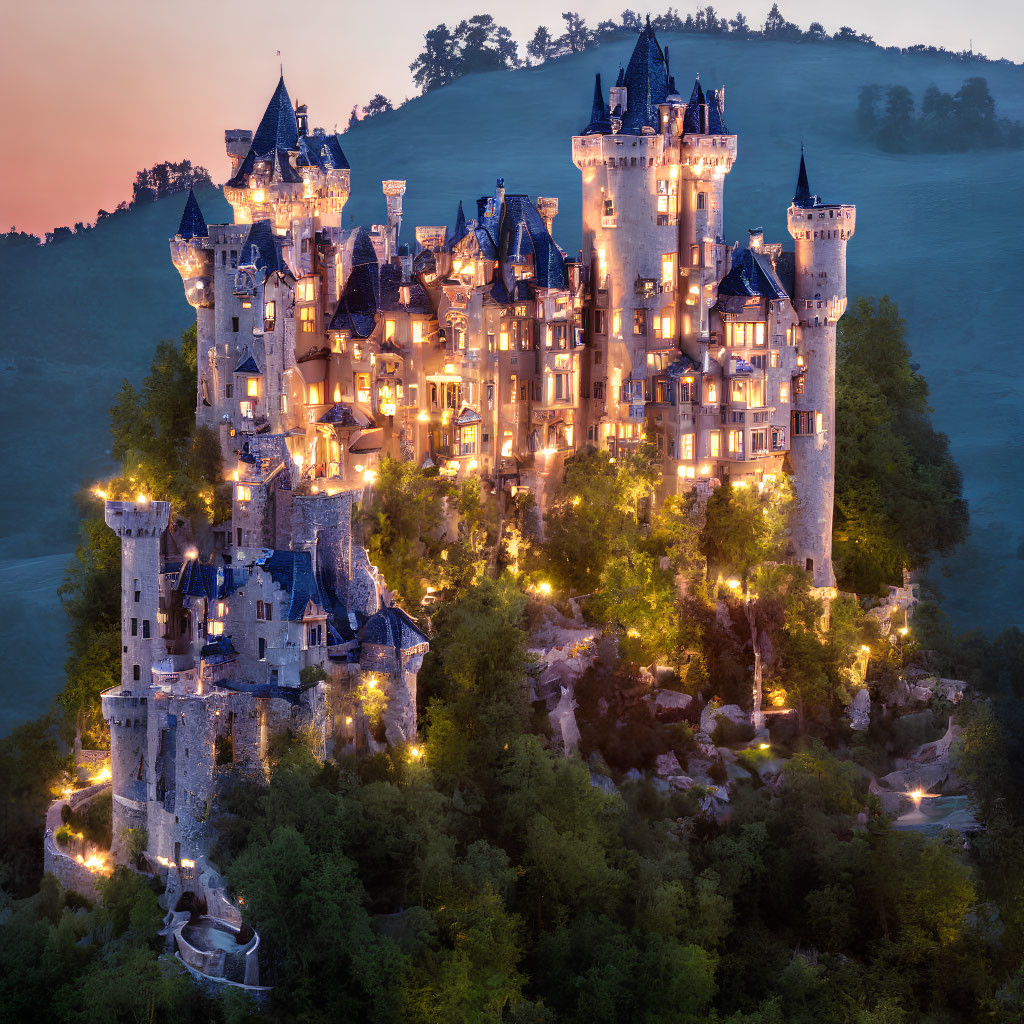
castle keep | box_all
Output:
[102,19,853,896]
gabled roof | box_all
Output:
[296,129,349,171]
[620,20,669,135]
[177,187,208,240]
[239,220,285,279]
[177,560,239,600]
[327,227,380,337]
[260,550,324,621]
[582,73,612,135]
[235,353,261,375]
[252,76,299,156]
[718,248,790,301]
[358,606,429,651]
[318,402,369,427]
[454,406,482,426]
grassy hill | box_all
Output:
[1,34,1021,734]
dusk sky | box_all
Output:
[4,0,1020,235]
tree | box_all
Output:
[526,25,557,64]
[560,12,590,53]
[363,94,394,118]
[411,23,460,93]
[729,11,750,35]
[834,297,968,593]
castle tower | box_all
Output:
[101,499,170,857]
[571,21,676,455]
[676,80,736,358]
[786,151,856,587]
[382,180,407,262]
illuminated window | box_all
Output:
[297,279,315,301]
[501,430,513,457]
[236,485,251,502]
[208,620,224,636]
[299,306,315,333]
[264,300,276,332]
[633,309,647,335]
[816,411,823,433]
[779,382,790,403]
[612,309,621,335]
[728,430,743,453]
[755,323,765,346]
[709,432,720,457]
[217,602,228,617]
[749,380,763,406]
[412,320,425,343]
[681,433,694,460]
[308,381,325,405]
[499,331,509,351]
[246,378,259,398]
[732,380,745,402]
[239,401,254,419]
[662,253,675,287]
[707,381,718,403]
[385,319,397,342]
[770,350,779,368]
[662,311,673,337]
[459,425,478,455]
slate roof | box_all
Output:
[707,88,728,134]
[318,402,368,427]
[620,20,669,135]
[239,220,285,279]
[449,201,469,248]
[793,150,817,208]
[358,606,429,651]
[226,76,304,188]
[296,129,350,171]
[235,353,261,375]
[582,73,612,135]
[718,248,790,301]
[454,405,482,426]
[200,636,237,664]
[379,263,434,314]
[666,354,701,378]
[177,187,208,240]
[260,550,324,621]
[683,77,705,134]
[496,194,567,290]
[327,227,379,337]
[177,561,239,600]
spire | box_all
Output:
[793,147,814,208]
[252,75,299,155]
[682,76,706,134]
[620,21,669,134]
[450,201,469,247]
[583,72,612,135]
[177,187,208,240]
[615,65,625,87]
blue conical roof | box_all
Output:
[682,76,706,134]
[707,88,728,134]
[450,201,469,248]
[583,73,612,135]
[793,149,813,208]
[177,187,208,240]
[620,20,669,135]
[252,76,298,155]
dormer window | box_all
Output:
[264,301,276,332]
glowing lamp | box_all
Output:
[253,189,265,204]
[538,582,552,596]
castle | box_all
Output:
[102,19,853,893]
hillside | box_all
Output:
[1,34,1022,734]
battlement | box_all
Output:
[104,500,170,538]
[787,203,856,242]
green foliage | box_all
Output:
[701,477,793,583]
[834,297,968,593]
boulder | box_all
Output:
[914,717,962,763]
[936,678,967,704]
[654,689,693,712]
[700,702,749,737]
[655,751,684,777]
[589,772,617,795]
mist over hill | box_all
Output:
[1,33,1021,735]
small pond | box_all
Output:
[182,918,256,955]
[892,795,978,834]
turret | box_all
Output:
[785,150,856,587]
[169,188,213,309]
[382,180,406,263]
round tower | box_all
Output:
[785,152,856,588]
[101,499,170,860]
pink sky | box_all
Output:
[3,0,1020,235]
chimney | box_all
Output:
[381,180,406,263]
